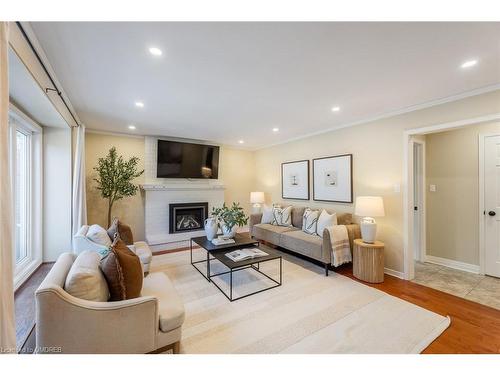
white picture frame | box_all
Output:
[313,154,353,203]
[281,160,310,200]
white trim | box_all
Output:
[256,84,500,151]
[86,128,145,139]
[411,139,427,263]
[384,268,404,279]
[403,113,500,280]
[425,255,480,274]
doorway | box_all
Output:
[412,140,425,263]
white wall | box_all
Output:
[43,126,72,261]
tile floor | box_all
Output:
[412,261,500,310]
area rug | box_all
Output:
[151,247,450,354]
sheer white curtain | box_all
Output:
[72,124,87,246]
[0,21,16,353]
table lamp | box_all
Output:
[354,196,385,243]
[250,192,265,213]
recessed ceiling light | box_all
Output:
[272,127,279,132]
[149,47,162,56]
[238,140,244,144]
[135,101,144,108]
[128,125,136,130]
[331,106,340,112]
[461,59,478,69]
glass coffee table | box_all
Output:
[190,234,282,301]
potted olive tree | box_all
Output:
[211,202,248,238]
[93,147,144,226]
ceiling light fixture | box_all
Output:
[461,59,478,69]
[272,127,279,132]
[238,140,244,144]
[135,101,144,108]
[149,47,162,56]
[331,106,340,112]
[128,125,136,130]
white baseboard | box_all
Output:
[425,255,480,274]
[384,267,404,279]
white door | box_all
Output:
[413,142,424,261]
[484,135,500,278]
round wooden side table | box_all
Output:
[353,239,385,283]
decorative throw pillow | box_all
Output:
[107,218,134,245]
[272,206,292,226]
[101,238,143,301]
[316,210,338,238]
[261,204,278,224]
[302,208,320,235]
[87,224,112,247]
[64,251,109,302]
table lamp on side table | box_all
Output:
[250,192,265,214]
[354,196,385,243]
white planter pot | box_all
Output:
[221,224,237,239]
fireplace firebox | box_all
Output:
[169,202,209,234]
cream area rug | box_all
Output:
[151,247,450,354]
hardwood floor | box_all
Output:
[335,264,500,353]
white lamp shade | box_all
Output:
[355,196,385,217]
[250,191,265,204]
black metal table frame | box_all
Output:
[190,239,282,302]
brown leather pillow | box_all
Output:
[107,217,134,245]
[100,238,143,301]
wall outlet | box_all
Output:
[429,184,436,192]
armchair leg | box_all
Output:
[173,341,180,354]
[148,341,181,354]
[325,263,329,276]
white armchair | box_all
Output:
[36,253,185,354]
[73,225,152,273]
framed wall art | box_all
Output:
[312,154,353,203]
[281,160,310,200]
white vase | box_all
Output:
[222,224,237,239]
[204,217,218,240]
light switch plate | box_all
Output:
[393,184,400,193]
[429,184,436,192]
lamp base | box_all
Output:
[251,203,262,214]
[360,219,377,243]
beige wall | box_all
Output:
[254,90,500,273]
[86,132,146,239]
[85,133,256,240]
[425,121,500,265]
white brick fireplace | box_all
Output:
[142,136,225,249]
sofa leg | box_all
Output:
[325,263,329,276]
[148,341,181,354]
[173,341,180,354]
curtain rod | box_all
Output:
[15,21,80,127]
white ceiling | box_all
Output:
[8,48,67,128]
[30,22,500,148]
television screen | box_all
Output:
[157,140,220,179]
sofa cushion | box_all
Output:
[64,251,109,302]
[337,213,353,225]
[272,206,292,226]
[87,224,112,247]
[280,230,324,261]
[107,218,134,245]
[302,208,320,235]
[142,272,185,333]
[316,210,338,238]
[261,205,275,224]
[292,206,306,228]
[252,223,299,244]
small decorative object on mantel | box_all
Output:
[313,154,353,203]
[281,160,310,200]
[211,202,248,239]
[204,217,218,240]
[93,147,144,226]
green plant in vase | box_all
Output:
[211,202,248,238]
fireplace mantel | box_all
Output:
[140,184,225,192]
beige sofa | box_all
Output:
[36,253,185,354]
[249,205,360,276]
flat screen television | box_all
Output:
[157,140,220,179]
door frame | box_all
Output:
[411,139,426,263]
[478,132,500,275]
[403,113,500,280]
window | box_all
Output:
[9,107,42,290]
